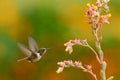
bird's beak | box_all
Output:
[46,48,52,50]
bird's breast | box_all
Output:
[32,53,41,62]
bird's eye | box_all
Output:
[38,49,46,56]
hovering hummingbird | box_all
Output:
[17,37,50,63]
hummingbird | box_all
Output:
[17,37,49,63]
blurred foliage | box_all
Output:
[0,0,120,80]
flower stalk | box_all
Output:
[56,0,113,80]
[56,60,98,80]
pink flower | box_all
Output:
[86,4,99,18]
[71,39,80,45]
[96,1,102,7]
[83,65,92,72]
[80,39,88,46]
[57,62,65,67]
[64,39,88,54]
[56,67,64,74]
[64,40,74,54]
[99,14,111,24]
[85,65,92,70]
[74,61,82,67]
[64,60,73,65]
[92,23,102,29]
[87,9,98,18]
[102,0,110,3]
[65,43,73,54]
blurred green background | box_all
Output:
[0,0,120,80]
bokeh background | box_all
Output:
[0,0,120,80]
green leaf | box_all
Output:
[102,61,107,71]
[100,70,104,79]
[107,76,114,80]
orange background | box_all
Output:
[0,0,120,80]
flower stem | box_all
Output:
[87,44,101,63]
[93,29,106,80]
[88,71,98,80]
[80,66,98,80]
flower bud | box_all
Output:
[57,62,65,67]
[56,67,64,74]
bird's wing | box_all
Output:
[28,37,38,52]
[18,43,32,56]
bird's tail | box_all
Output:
[17,57,28,62]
